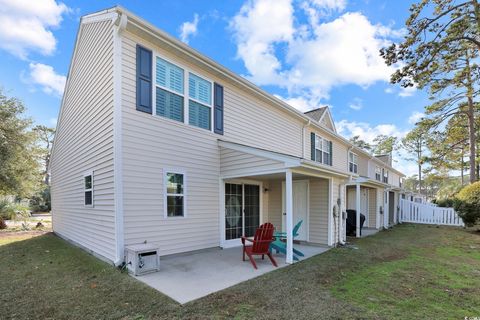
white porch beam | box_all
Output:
[356,183,361,238]
[285,169,294,264]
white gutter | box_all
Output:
[113,12,127,266]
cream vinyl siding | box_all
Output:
[121,31,220,256]
[320,115,334,131]
[124,32,304,158]
[390,171,400,187]
[357,154,369,177]
[220,148,285,178]
[267,180,283,230]
[309,178,329,244]
[368,188,377,228]
[224,88,304,157]
[50,19,116,262]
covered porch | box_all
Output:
[219,140,349,264]
[345,178,387,237]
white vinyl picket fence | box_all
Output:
[399,199,464,227]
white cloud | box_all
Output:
[179,13,200,44]
[230,0,294,86]
[0,0,69,59]
[348,97,363,111]
[308,0,347,11]
[399,86,416,97]
[408,111,424,125]
[230,0,401,106]
[336,119,407,144]
[26,62,66,96]
[50,117,57,126]
[384,87,394,94]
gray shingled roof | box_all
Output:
[304,107,327,122]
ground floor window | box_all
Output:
[84,172,93,207]
[165,171,185,217]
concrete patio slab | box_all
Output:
[134,244,329,304]
[361,228,380,237]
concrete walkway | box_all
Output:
[134,244,329,304]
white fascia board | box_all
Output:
[299,160,350,178]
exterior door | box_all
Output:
[224,183,260,246]
[282,180,308,241]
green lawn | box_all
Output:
[1,224,479,319]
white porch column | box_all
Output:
[285,169,294,264]
[356,183,361,238]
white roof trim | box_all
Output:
[317,108,337,133]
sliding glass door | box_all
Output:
[225,183,260,244]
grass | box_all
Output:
[1,224,479,319]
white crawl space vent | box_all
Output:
[125,244,160,275]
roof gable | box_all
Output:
[304,107,336,133]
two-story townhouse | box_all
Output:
[50,6,405,266]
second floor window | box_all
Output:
[155,57,185,122]
[154,56,213,131]
[188,73,212,130]
[375,167,381,181]
[315,135,332,165]
[383,169,389,183]
[349,152,358,174]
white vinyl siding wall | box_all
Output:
[357,154,369,177]
[50,19,116,262]
[121,31,221,256]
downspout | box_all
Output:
[113,12,128,266]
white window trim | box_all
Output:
[315,135,331,165]
[348,152,358,174]
[188,71,214,131]
[152,52,215,133]
[83,171,94,208]
[375,166,381,181]
[163,169,187,219]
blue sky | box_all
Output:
[0,0,429,175]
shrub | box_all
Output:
[435,198,455,208]
[29,186,51,213]
[0,201,30,221]
[0,200,16,220]
[454,182,480,227]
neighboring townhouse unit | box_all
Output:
[50,7,406,266]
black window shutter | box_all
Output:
[214,83,224,135]
[136,45,152,114]
[329,141,333,166]
[310,132,316,161]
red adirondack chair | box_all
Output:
[241,222,278,269]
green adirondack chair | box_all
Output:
[270,220,305,261]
